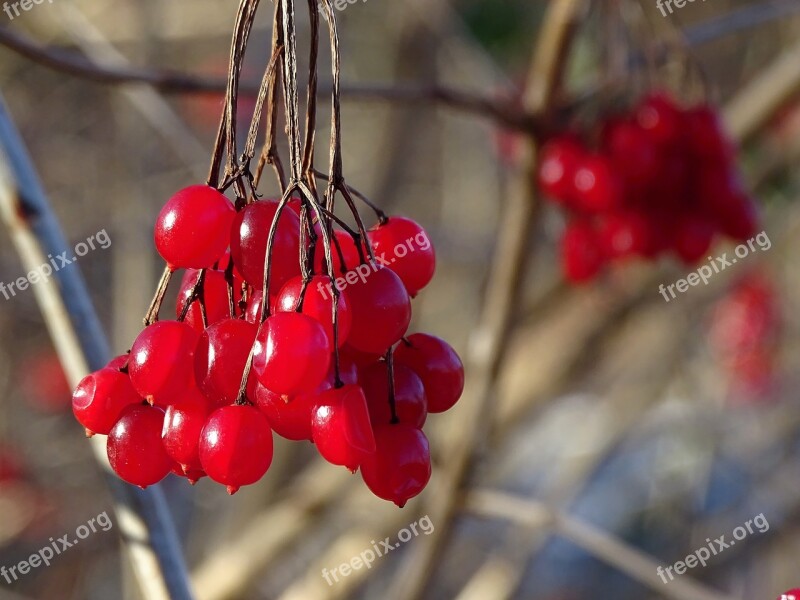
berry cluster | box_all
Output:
[537,92,760,283]
[72,185,464,506]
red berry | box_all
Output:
[598,212,651,259]
[255,385,318,441]
[162,386,212,472]
[360,424,431,507]
[561,221,604,283]
[194,318,259,406]
[673,215,715,264]
[311,384,376,471]
[107,404,174,488]
[345,265,412,355]
[718,195,759,241]
[359,362,427,427]
[176,268,244,332]
[686,104,735,164]
[154,185,235,269]
[230,200,301,295]
[199,405,274,494]
[106,354,129,371]
[367,217,436,296]
[572,154,624,213]
[128,321,199,406]
[777,589,800,600]
[72,368,142,435]
[636,93,684,148]
[394,333,465,413]
[313,229,361,276]
[601,119,660,189]
[252,312,331,395]
[244,290,266,324]
[538,137,583,203]
[275,275,353,348]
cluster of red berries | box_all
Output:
[72,185,464,506]
[537,92,760,283]
[778,589,800,600]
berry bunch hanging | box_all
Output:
[537,92,760,283]
[70,0,464,507]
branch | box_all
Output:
[0,96,195,600]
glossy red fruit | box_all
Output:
[244,290,266,324]
[106,354,129,371]
[128,321,200,406]
[601,119,660,189]
[230,200,302,295]
[155,185,235,269]
[170,463,206,485]
[394,333,465,413]
[199,405,274,494]
[686,104,735,164]
[636,93,684,148]
[107,404,174,488]
[311,384,376,471]
[673,215,715,264]
[72,368,142,435]
[359,362,427,427]
[313,229,362,276]
[538,136,583,203]
[718,195,759,241]
[598,212,651,259]
[275,275,353,348]
[194,319,259,406]
[252,312,331,395]
[696,167,746,215]
[345,265,412,355]
[561,221,604,283]
[162,386,212,472]
[572,154,623,213]
[176,269,244,332]
[255,355,358,440]
[777,589,800,600]
[340,344,383,368]
[367,217,436,296]
[360,424,431,507]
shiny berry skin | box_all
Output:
[359,362,427,427]
[367,217,436,296]
[106,354,129,371]
[601,119,659,189]
[314,229,361,275]
[162,386,212,472]
[275,275,352,348]
[230,200,301,295]
[176,269,244,332]
[778,590,800,600]
[561,221,604,283]
[244,290,266,324]
[341,344,383,368]
[360,424,431,507]
[311,385,376,471]
[199,405,274,494]
[252,312,331,395]
[255,385,318,441]
[154,185,235,269]
[345,265,412,355]
[128,321,200,406]
[72,368,142,435]
[194,318,259,406]
[394,333,465,413]
[538,136,583,203]
[636,93,684,148]
[572,154,623,213]
[107,404,174,489]
[673,215,715,264]
[598,212,651,259]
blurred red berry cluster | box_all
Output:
[537,92,761,283]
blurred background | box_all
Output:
[1,0,800,599]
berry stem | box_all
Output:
[143,266,173,326]
[384,349,399,424]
